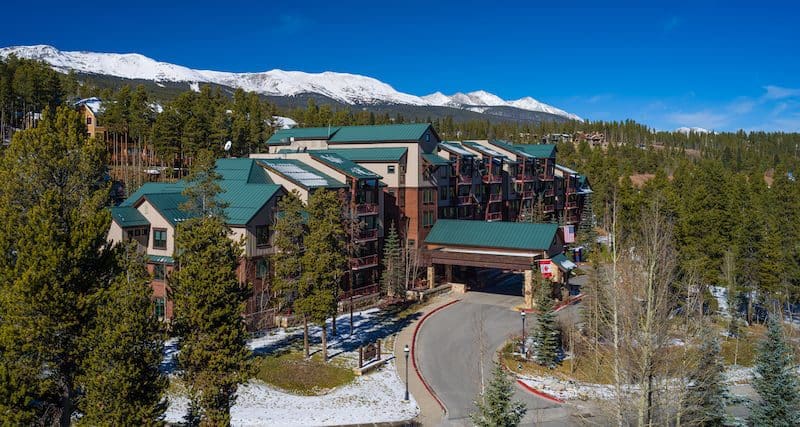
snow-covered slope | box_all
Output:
[0,45,582,120]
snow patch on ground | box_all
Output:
[710,285,730,317]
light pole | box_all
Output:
[404,344,410,401]
[520,311,526,357]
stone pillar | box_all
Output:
[524,269,535,310]
[427,265,435,289]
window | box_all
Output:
[425,132,430,142]
[422,188,435,205]
[255,225,270,247]
[387,165,396,174]
[422,210,435,228]
[153,263,166,281]
[256,258,269,279]
[154,297,165,319]
[439,186,449,201]
[153,229,167,250]
[86,117,92,125]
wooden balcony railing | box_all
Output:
[565,201,579,209]
[350,254,379,270]
[543,204,555,213]
[339,283,380,300]
[520,190,535,199]
[457,175,472,185]
[539,173,555,181]
[355,203,379,216]
[488,193,502,202]
[515,174,535,182]
[544,188,555,197]
[486,211,503,221]
[458,195,474,205]
[355,228,379,242]
[482,174,502,184]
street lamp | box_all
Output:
[403,344,410,401]
[520,311,526,357]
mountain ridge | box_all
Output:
[0,45,582,122]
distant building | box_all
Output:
[74,97,106,140]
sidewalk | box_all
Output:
[393,294,459,426]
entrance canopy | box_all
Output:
[424,220,563,271]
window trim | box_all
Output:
[387,165,396,174]
[152,228,167,250]
[255,224,270,247]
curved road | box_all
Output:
[416,274,583,426]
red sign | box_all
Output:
[539,259,553,278]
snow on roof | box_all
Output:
[75,97,104,115]
[440,142,474,156]
[267,162,329,187]
[319,153,344,164]
[556,164,579,175]
[272,115,297,129]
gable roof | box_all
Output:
[328,123,434,143]
[257,158,348,190]
[215,158,272,184]
[110,206,149,227]
[267,126,341,145]
[490,139,534,159]
[424,219,558,251]
[513,143,556,159]
[421,153,452,166]
[141,192,192,226]
[308,151,382,180]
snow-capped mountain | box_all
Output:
[0,45,582,121]
[675,126,711,135]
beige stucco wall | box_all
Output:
[137,200,176,257]
[107,221,124,244]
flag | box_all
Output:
[539,259,553,278]
[563,225,575,244]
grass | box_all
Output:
[719,323,766,367]
[253,350,356,396]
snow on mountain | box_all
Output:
[0,45,581,120]
[676,126,711,134]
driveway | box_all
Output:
[415,273,584,426]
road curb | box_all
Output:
[411,299,461,413]
[516,379,566,404]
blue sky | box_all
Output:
[1,0,798,131]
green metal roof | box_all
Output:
[328,123,433,143]
[513,143,556,159]
[462,141,507,158]
[257,158,348,190]
[147,255,174,265]
[215,158,272,184]
[421,153,452,166]
[267,126,341,145]
[424,219,558,251]
[110,206,150,227]
[490,139,533,158]
[121,160,282,226]
[551,253,577,271]
[320,147,408,162]
[308,151,382,180]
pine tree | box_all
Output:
[533,276,560,367]
[171,156,251,425]
[750,318,800,426]
[180,149,227,216]
[272,190,310,357]
[381,222,405,297]
[299,189,347,362]
[470,363,526,427]
[684,331,726,426]
[0,107,116,425]
[77,242,168,426]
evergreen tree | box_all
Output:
[171,157,251,425]
[381,222,405,297]
[0,107,115,425]
[299,189,347,362]
[533,276,560,367]
[470,363,526,427]
[180,149,227,216]
[272,190,310,357]
[750,318,800,426]
[684,330,726,426]
[77,242,168,426]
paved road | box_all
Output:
[416,274,584,426]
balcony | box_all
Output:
[486,211,503,221]
[487,193,502,202]
[350,254,379,270]
[458,195,474,205]
[544,188,555,197]
[355,203,379,216]
[457,174,472,185]
[482,174,502,184]
[515,174,535,182]
[539,173,555,181]
[355,228,379,242]
[520,190,535,199]
[543,204,555,213]
[565,201,579,209]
